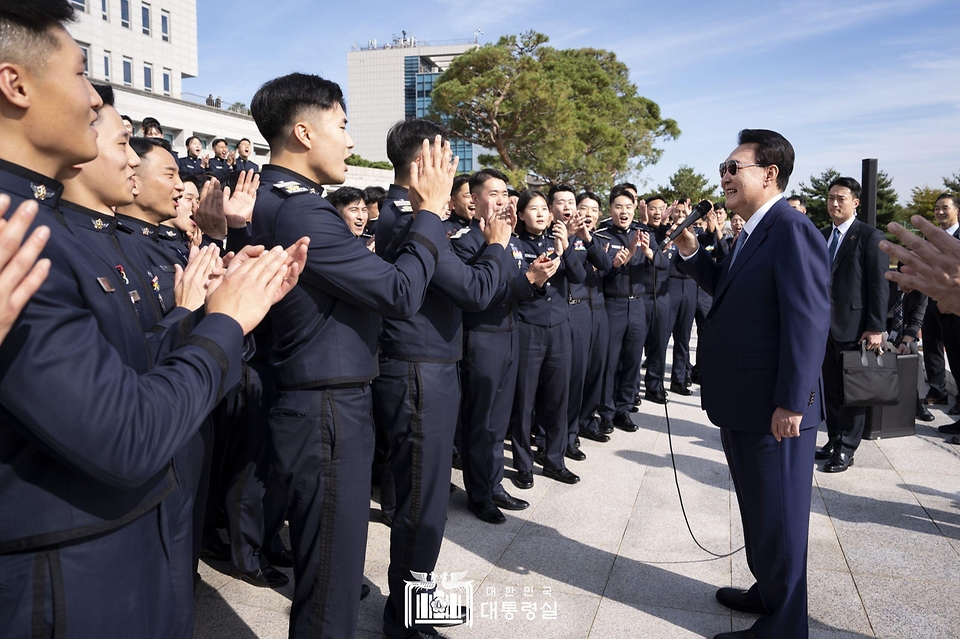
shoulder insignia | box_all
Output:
[396,199,414,214]
[273,180,311,196]
[449,227,471,240]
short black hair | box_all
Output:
[469,168,509,194]
[713,201,726,211]
[786,194,806,206]
[737,129,794,192]
[576,191,601,208]
[0,0,75,71]
[251,73,345,149]
[516,189,548,223]
[612,182,638,194]
[180,173,201,190]
[386,119,447,170]
[121,114,133,126]
[363,185,387,205]
[676,194,690,203]
[508,188,520,199]
[238,137,251,145]
[212,138,227,148]
[609,185,636,205]
[645,194,666,205]
[129,136,172,158]
[451,174,471,196]
[937,193,960,210]
[328,186,365,210]
[92,83,114,107]
[185,135,200,146]
[828,176,862,199]
[547,183,576,206]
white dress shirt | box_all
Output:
[681,193,783,261]
[828,215,857,261]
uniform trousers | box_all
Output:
[600,298,647,418]
[642,292,672,394]
[510,322,571,474]
[373,359,460,639]
[167,431,206,638]
[579,305,609,431]
[566,302,593,445]
[721,426,816,639]
[460,329,519,506]
[667,277,697,386]
[269,385,375,639]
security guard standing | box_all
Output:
[249,73,452,639]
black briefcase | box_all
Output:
[841,342,900,406]
[864,353,918,440]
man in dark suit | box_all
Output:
[928,194,960,432]
[675,129,830,639]
[816,177,889,472]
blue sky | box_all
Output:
[185,0,960,203]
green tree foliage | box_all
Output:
[943,172,960,193]
[346,155,393,171]
[901,186,941,225]
[795,168,901,232]
[429,31,679,192]
[654,165,719,204]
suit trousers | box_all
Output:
[460,329,519,505]
[922,304,947,398]
[667,277,697,386]
[692,288,714,376]
[566,302,593,445]
[822,337,867,455]
[270,385,375,639]
[941,313,960,401]
[373,359,460,639]
[721,426,816,639]
[510,321,571,474]
[600,298,647,418]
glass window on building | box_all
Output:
[120,0,130,28]
[161,11,170,42]
[101,0,108,20]
[141,3,151,36]
[78,45,89,76]
[162,69,171,96]
[103,51,110,81]
[122,57,132,86]
[143,64,153,92]
[72,1,86,12]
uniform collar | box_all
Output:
[519,228,547,241]
[0,157,64,209]
[60,200,118,234]
[450,213,473,227]
[116,213,160,240]
[157,225,185,243]
[386,183,409,199]
[261,164,325,195]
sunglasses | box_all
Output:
[719,160,769,178]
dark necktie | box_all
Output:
[729,231,748,267]
[828,226,841,263]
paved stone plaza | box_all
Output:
[194,350,960,639]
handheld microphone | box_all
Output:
[656,199,713,251]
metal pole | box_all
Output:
[861,158,878,228]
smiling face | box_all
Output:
[934,196,959,230]
[610,194,636,230]
[187,137,202,158]
[550,190,576,223]
[63,104,140,210]
[168,179,199,233]
[730,213,745,235]
[213,140,228,159]
[472,177,508,221]
[646,198,666,227]
[304,103,354,185]
[131,146,184,223]
[237,139,252,160]
[450,181,475,221]
[336,198,368,237]
[577,197,600,230]
[520,194,550,233]
[721,143,779,217]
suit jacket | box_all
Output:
[822,219,889,343]
[679,198,830,433]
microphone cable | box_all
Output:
[649,228,744,559]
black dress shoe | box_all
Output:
[263,548,294,568]
[381,512,394,527]
[452,452,463,469]
[824,451,854,473]
[599,418,615,434]
[950,436,960,445]
[669,383,692,396]
[950,404,960,416]
[714,631,755,639]
[814,441,837,460]
[468,500,506,524]
[512,471,534,490]
[565,443,586,461]
[361,583,370,599]
[691,370,702,384]
[916,401,935,422]
[543,467,580,484]
[644,389,668,404]
[533,449,546,466]
[926,392,949,405]
[449,482,456,493]
[231,565,289,588]
[613,413,638,432]
[938,422,960,435]
[634,392,643,406]
[493,490,529,511]
[199,539,231,562]
[715,587,768,615]
[579,428,610,443]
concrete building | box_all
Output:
[66,0,269,163]
[347,33,478,171]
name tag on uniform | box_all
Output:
[449,227,470,240]
[273,180,310,195]
[97,277,115,293]
[396,200,414,214]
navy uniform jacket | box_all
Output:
[233,158,260,177]
[442,213,474,237]
[566,234,609,304]
[679,198,830,433]
[177,155,205,178]
[251,165,446,388]
[450,228,538,332]
[594,223,658,298]
[208,156,231,184]
[822,219,888,343]
[374,183,408,257]
[0,160,243,553]
[379,212,506,363]
[158,225,191,263]
[115,213,180,315]
[515,230,587,327]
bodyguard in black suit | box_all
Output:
[817,177,889,472]
[930,194,960,434]
[676,130,830,639]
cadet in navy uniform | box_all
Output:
[233,137,260,177]
[641,197,673,405]
[659,195,699,396]
[178,135,207,177]
[509,189,586,488]
[0,6,305,636]
[208,137,233,184]
[594,187,656,432]
[451,169,557,520]
[374,119,514,639]
[442,172,476,236]
[248,74,452,639]
[572,191,613,444]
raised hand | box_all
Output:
[0,197,51,344]
[174,244,224,311]
[408,136,458,218]
[205,245,291,334]
[483,210,513,248]
[223,170,259,228]
[881,217,960,314]
[194,178,227,240]
[527,253,560,287]
[552,220,569,254]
